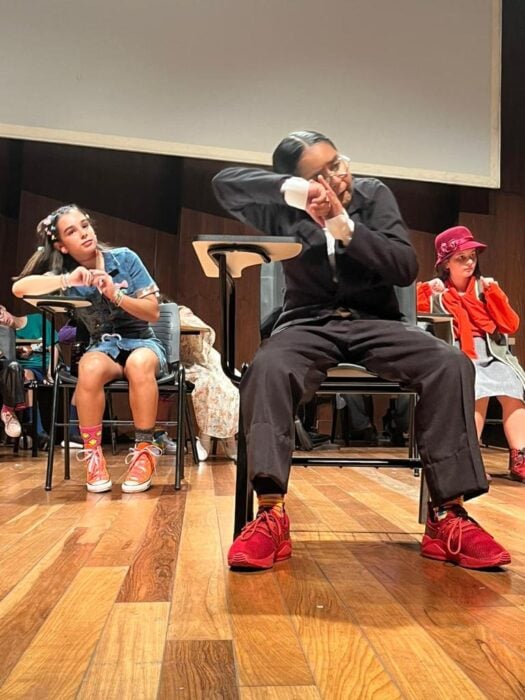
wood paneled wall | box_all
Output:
[0,1,524,368]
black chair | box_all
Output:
[44,302,198,491]
[192,236,427,538]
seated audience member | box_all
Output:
[12,204,167,494]
[0,305,56,445]
[212,129,511,571]
[0,354,25,439]
[418,226,525,483]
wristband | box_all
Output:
[60,273,72,290]
[113,289,125,307]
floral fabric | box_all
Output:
[179,306,239,439]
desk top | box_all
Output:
[417,313,453,324]
[22,295,92,312]
[193,235,302,278]
[180,324,202,335]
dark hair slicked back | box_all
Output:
[272,130,335,175]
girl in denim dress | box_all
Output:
[12,204,167,494]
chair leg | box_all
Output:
[63,386,71,480]
[184,395,199,464]
[45,375,61,490]
[31,384,39,457]
[294,416,314,451]
[418,470,429,524]
[174,365,186,489]
[408,395,417,460]
[234,400,252,538]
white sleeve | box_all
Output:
[280,177,309,210]
[325,210,355,245]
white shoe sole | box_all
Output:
[86,480,112,493]
[61,441,83,449]
[2,419,22,438]
[121,480,152,493]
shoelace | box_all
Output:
[77,447,106,482]
[240,509,285,544]
[124,444,162,480]
[438,507,485,556]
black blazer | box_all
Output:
[212,168,418,330]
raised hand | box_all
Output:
[306,177,343,227]
[480,276,496,291]
[90,270,117,299]
[67,266,96,287]
[428,278,446,294]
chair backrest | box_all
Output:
[394,283,416,325]
[0,325,16,362]
[151,303,181,366]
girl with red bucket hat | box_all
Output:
[418,225,525,482]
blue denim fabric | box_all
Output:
[65,247,168,374]
[86,333,168,377]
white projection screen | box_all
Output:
[0,0,501,187]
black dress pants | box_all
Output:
[0,359,26,409]
[240,317,487,504]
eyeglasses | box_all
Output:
[450,251,478,264]
[313,155,351,183]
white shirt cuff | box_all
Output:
[281,177,309,210]
[325,211,354,244]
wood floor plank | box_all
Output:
[158,640,238,699]
[275,541,402,699]
[0,444,522,698]
[228,570,314,688]
[312,540,505,698]
[0,512,80,599]
[240,686,321,699]
[0,528,98,685]
[213,463,236,497]
[78,602,169,699]
[406,604,525,698]
[317,545,523,697]
[87,496,158,566]
[168,489,231,639]
[289,479,368,533]
[117,486,186,602]
[0,503,27,527]
[0,566,127,699]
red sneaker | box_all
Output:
[77,446,112,493]
[122,442,161,493]
[509,449,525,482]
[421,504,511,569]
[228,508,292,570]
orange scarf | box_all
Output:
[438,277,496,359]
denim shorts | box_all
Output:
[86,334,168,377]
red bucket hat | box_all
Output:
[434,226,487,268]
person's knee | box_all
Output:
[125,351,158,381]
[77,354,116,386]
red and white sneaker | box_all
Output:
[77,446,112,493]
[1,407,22,438]
[122,442,161,493]
[421,504,511,569]
[509,448,525,483]
[228,508,292,570]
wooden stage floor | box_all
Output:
[0,444,523,699]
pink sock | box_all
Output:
[80,424,103,450]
